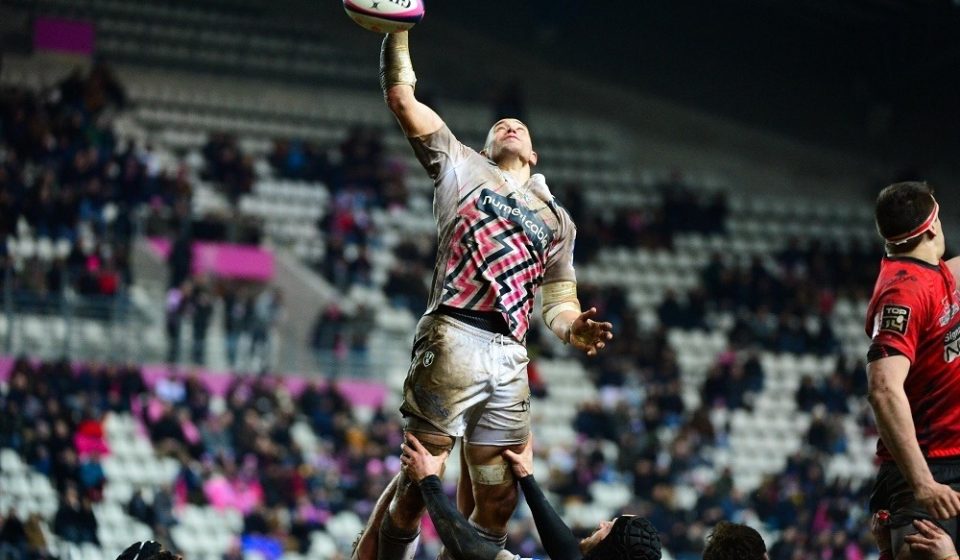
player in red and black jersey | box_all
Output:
[866,181,960,559]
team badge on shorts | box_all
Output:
[879,304,911,334]
[422,351,435,367]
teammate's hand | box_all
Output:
[502,435,534,478]
[870,510,892,556]
[904,519,959,558]
[915,481,960,519]
[568,307,613,357]
[400,434,449,482]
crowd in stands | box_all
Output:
[0,358,145,557]
[260,127,410,291]
[0,357,410,558]
[0,64,151,304]
[163,275,285,372]
[566,181,729,266]
[268,126,410,213]
[309,300,374,379]
[0,349,880,560]
[650,237,880,357]
[0,60,894,560]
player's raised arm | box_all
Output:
[380,31,443,138]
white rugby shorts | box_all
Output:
[400,313,531,446]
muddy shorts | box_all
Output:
[400,313,531,446]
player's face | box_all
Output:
[484,118,536,165]
[579,518,616,556]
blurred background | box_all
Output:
[0,1,959,559]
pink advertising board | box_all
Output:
[34,18,95,55]
[148,238,275,281]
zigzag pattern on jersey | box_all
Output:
[442,209,546,340]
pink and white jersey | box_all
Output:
[409,125,577,341]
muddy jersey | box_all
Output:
[409,125,576,341]
[865,256,960,461]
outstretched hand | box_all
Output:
[568,307,613,357]
[400,433,449,483]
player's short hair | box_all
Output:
[585,516,661,560]
[702,521,766,560]
[483,118,531,153]
[116,541,181,560]
[875,181,937,254]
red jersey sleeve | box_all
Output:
[868,284,927,363]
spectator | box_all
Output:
[0,509,27,560]
[52,485,98,545]
[250,288,284,370]
[191,277,215,365]
[165,281,191,364]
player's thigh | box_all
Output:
[466,341,530,447]
[401,316,494,437]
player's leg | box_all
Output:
[457,442,475,517]
[462,339,531,549]
[378,427,454,560]
[464,440,526,547]
[396,314,501,559]
[352,473,398,560]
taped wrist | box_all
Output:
[542,281,580,331]
[380,32,417,93]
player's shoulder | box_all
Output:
[876,258,939,293]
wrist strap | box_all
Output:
[380,32,417,93]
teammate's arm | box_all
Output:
[503,438,584,560]
[868,355,960,518]
[401,435,514,560]
[380,32,443,138]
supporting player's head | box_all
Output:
[117,541,182,560]
[702,521,768,560]
[581,515,661,560]
[482,118,538,168]
[875,181,943,257]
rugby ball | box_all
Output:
[343,0,425,33]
